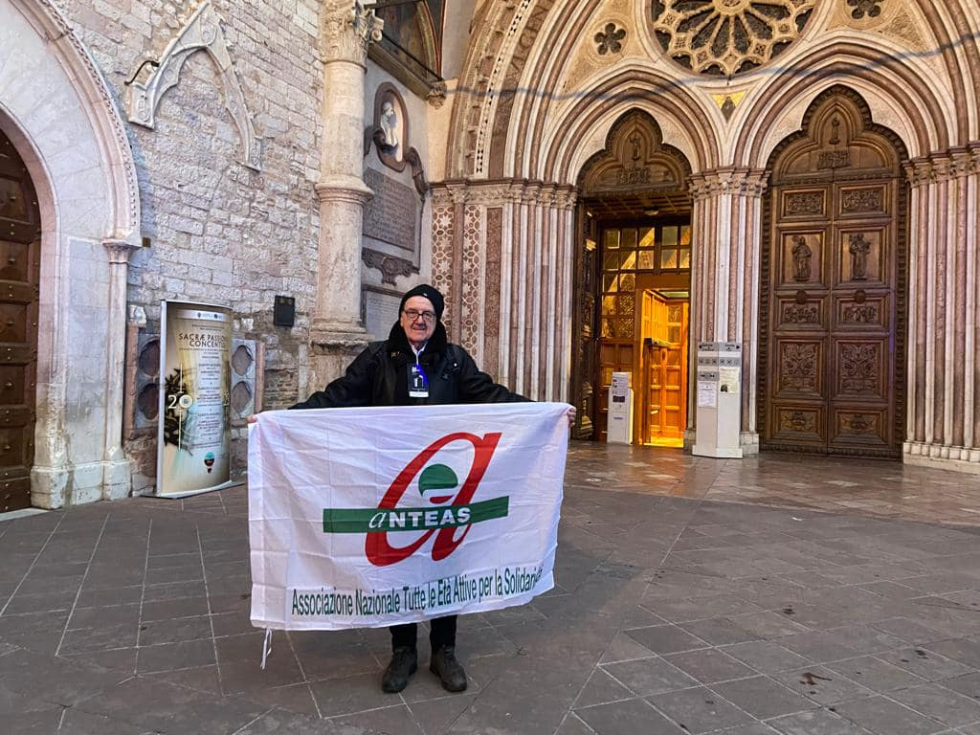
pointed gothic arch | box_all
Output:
[1,0,142,507]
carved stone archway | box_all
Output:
[571,110,693,440]
[0,0,142,506]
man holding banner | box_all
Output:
[250,285,573,695]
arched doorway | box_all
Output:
[571,111,693,444]
[0,129,40,511]
[759,88,909,457]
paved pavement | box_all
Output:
[2,445,980,734]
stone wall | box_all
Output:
[51,0,325,474]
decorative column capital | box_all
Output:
[103,239,139,264]
[321,1,383,66]
[689,168,768,200]
[429,183,454,206]
[538,184,558,207]
[446,183,469,205]
[554,185,578,211]
[906,147,980,186]
[464,183,510,206]
[905,157,934,187]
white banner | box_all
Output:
[248,403,569,630]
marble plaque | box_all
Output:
[364,290,401,340]
[364,168,418,254]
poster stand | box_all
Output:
[154,300,240,497]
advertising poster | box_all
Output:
[156,300,234,497]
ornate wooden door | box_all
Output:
[0,130,40,510]
[760,90,907,457]
[570,212,598,439]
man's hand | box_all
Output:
[566,406,577,427]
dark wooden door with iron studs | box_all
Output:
[0,129,40,511]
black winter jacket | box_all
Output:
[292,321,529,409]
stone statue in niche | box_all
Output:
[791,235,812,282]
[628,132,642,162]
[380,100,400,153]
[849,233,871,280]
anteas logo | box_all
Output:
[322,432,509,566]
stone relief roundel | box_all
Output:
[651,0,816,76]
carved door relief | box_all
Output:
[0,130,41,511]
[760,88,907,457]
[570,210,598,439]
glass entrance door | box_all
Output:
[595,221,691,443]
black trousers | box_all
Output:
[390,615,456,651]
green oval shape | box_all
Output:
[418,463,458,495]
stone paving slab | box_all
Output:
[1,446,980,734]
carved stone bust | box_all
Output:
[380,100,400,152]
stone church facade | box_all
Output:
[0,0,977,509]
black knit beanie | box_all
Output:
[399,284,445,321]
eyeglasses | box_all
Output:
[403,309,436,322]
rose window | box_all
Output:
[651,0,816,76]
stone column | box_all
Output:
[555,187,578,403]
[429,180,577,402]
[688,168,768,455]
[309,1,383,389]
[904,145,980,472]
[103,239,138,499]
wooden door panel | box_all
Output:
[0,365,26,405]
[774,339,825,399]
[0,302,29,343]
[771,404,826,444]
[777,229,829,288]
[832,338,889,401]
[0,239,34,281]
[834,226,888,287]
[830,407,890,447]
[780,189,828,220]
[834,292,889,330]
[597,342,633,441]
[0,476,31,511]
[837,184,889,219]
[775,292,827,331]
[0,427,27,468]
[0,344,35,365]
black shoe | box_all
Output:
[382,646,418,693]
[430,645,467,692]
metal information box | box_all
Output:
[693,342,743,458]
[607,371,633,444]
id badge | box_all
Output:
[409,363,429,398]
